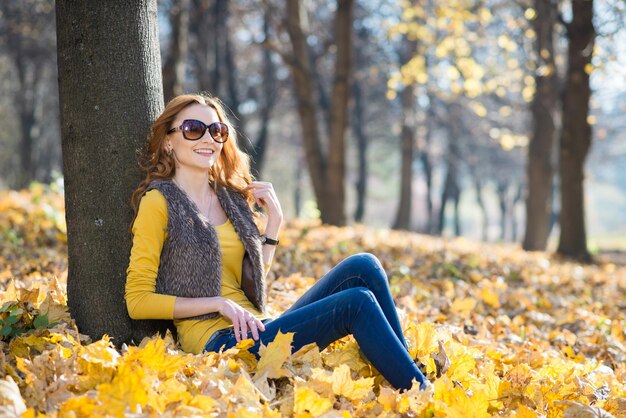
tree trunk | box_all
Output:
[557,0,595,261]
[285,0,352,225]
[325,0,353,226]
[393,36,418,231]
[162,0,190,103]
[523,0,558,251]
[352,78,367,223]
[251,7,277,177]
[511,183,523,242]
[15,53,38,188]
[497,181,508,241]
[474,177,488,241]
[190,0,215,93]
[393,84,416,230]
[437,102,461,235]
[56,0,164,345]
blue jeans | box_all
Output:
[204,253,428,390]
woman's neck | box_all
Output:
[172,169,213,202]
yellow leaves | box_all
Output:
[3,189,626,416]
[294,385,333,416]
[256,331,294,379]
[0,376,27,417]
[434,375,490,418]
[124,336,189,380]
[310,364,375,402]
[451,297,477,317]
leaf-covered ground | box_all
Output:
[1,184,625,417]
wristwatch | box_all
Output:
[261,235,279,246]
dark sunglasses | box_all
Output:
[167,119,229,142]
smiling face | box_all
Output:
[166,103,224,174]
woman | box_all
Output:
[125,94,429,391]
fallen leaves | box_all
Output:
[1,186,625,416]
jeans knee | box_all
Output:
[346,252,388,285]
[346,287,377,306]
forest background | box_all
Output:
[1,0,624,255]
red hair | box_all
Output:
[130,94,254,227]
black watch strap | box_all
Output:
[261,235,279,246]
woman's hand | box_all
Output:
[247,181,283,229]
[218,298,266,343]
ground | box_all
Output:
[0,184,625,417]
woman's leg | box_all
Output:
[205,287,428,391]
[281,253,408,349]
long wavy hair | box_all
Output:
[130,94,254,228]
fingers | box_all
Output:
[242,315,249,342]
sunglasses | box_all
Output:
[167,119,229,142]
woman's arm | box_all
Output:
[125,190,177,320]
[247,181,283,269]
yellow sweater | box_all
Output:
[125,189,266,354]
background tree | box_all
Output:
[523,0,559,251]
[556,0,595,260]
[284,0,354,226]
[56,0,164,344]
[162,0,190,102]
[0,0,59,188]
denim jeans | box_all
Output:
[204,252,428,390]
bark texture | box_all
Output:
[523,0,558,251]
[285,0,353,225]
[557,0,595,261]
[393,36,418,231]
[56,0,164,345]
[162,0,190,102]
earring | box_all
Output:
[166,148,173,156]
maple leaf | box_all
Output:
[294,385,333,415]
[557,400,616,418]
[256,331,294,379]
[0,376,27,417]
[434,376,490,418]
[310,364,374,402]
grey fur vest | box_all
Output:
[147,179,266,320]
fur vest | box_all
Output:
[147,179,266,320]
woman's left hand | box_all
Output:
[247,181,283,225]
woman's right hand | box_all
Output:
[217,298,266,343]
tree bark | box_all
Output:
[351,76,367,223]
[285,0,353,225]
[474,177,488,241]
[251,7,278,177]
[437,102,461,235]
[56,0,164,345]
[497,181,508,241]
[523,0,558,251]
[162,0,190,102]
[325,0,353,226]
[393,36,418,231]
[557,0,595,261]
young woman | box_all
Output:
[125,94,429,391]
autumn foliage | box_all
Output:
[1,184,625,417]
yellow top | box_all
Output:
[125,189,267,354]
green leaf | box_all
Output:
[0,325,12,336]
[33,314,49,329]
[9,307,24,316]
[5,315,19,325]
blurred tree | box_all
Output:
[557,0,595,260]
[187,0,275,177]
[0,0,58,188]
[523,0,559,251]
[56,0,164,345]
[284,0,354,225]
[162,0,190,102]
[392,26,419,231]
